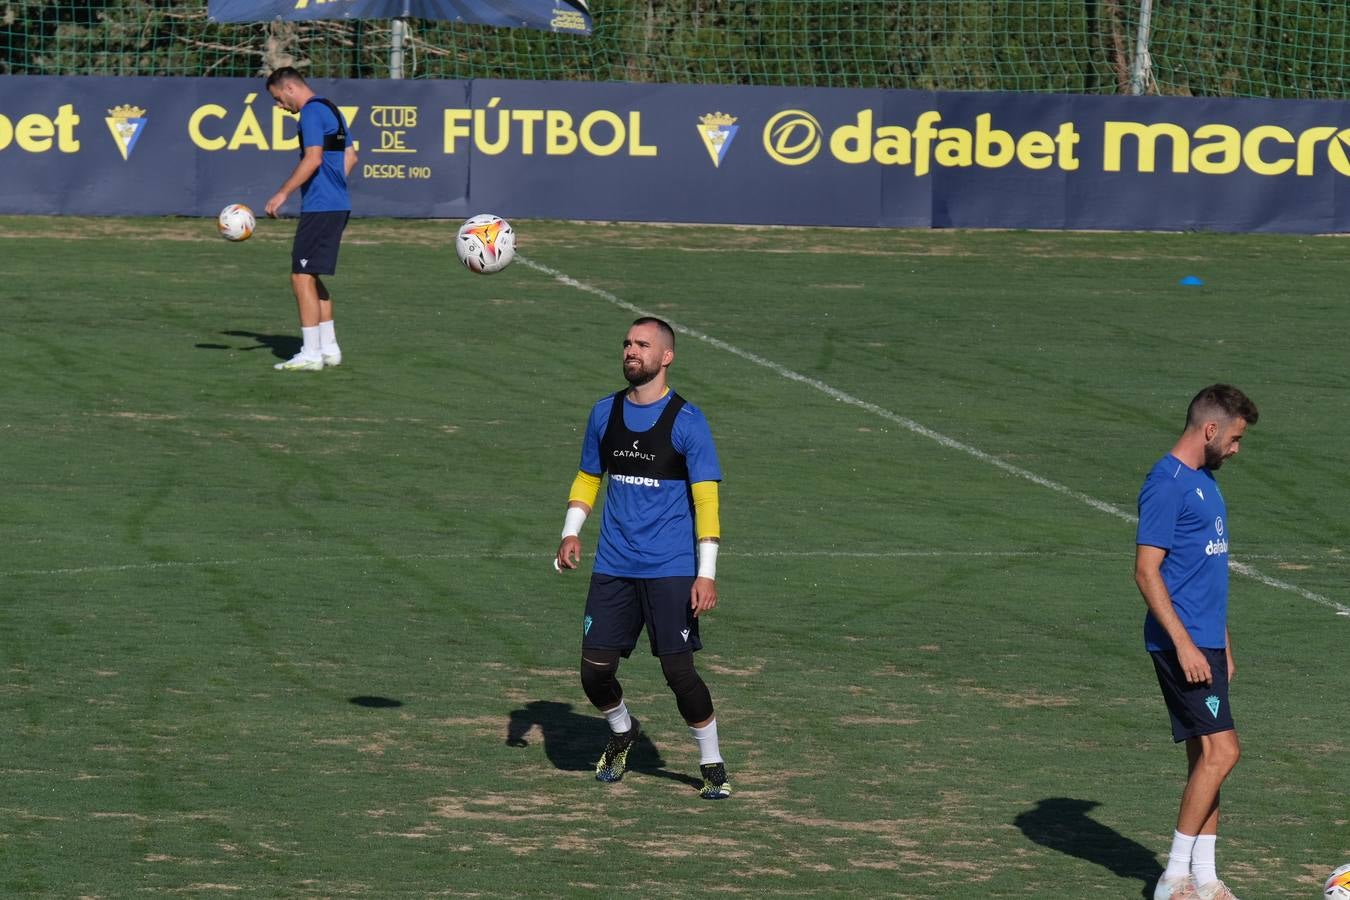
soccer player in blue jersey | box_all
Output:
[264,67,357,372]
[1135,384,1258,900]
[554,316,731,800]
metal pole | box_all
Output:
[390,17,406,80]
[1129,0,1154,95]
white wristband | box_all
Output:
[562,506,588,539]
[697,540,719,580]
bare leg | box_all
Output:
[1176,730,1239,835]
[291,272,322,327]
[315,275,334,324]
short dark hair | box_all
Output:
[265,66,306,90]
[632,316,675,347]
[1186,383,1259,428]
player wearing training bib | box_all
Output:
[264,67,357,372]
[587,388,720,580]
[1134,384,1258,900]
[555,317,731,800]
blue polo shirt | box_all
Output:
[1136,454,1230,651]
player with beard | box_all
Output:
[554,316,731,800]
[1135,384,1259,900]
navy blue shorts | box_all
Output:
[1150,647,1235,742]
[292,210,349,275]
[582,574,702,657]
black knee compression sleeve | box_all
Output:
[660,651,714,724]
[580,649,623,710]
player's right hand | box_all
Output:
[556,536,582,572]
[1177,641,1212,685]
[264,191,287,218]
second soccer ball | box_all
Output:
[217,203,255,242]
[1326,864,1350,899]
[455,214,516,274]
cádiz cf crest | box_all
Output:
[697,112,739,168]
[105,105,147,160]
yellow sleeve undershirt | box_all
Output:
[691,480,720,541]
[568,470,601,508]
[571,472,719,541]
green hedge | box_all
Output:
[1,0,1346,98]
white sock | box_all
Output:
[301,325,321,358]
[689,719,722,765]
[319,320,339,354]
[602,701,631,734]
[1191,834,1217,885]
[1164,830,1197,881]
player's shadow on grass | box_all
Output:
[349,695,402,708]
[195,330,301,361]
[1014,798,1162,898]
[505,700,701,789]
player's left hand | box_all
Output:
[691,577,717,617]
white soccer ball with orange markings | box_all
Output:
[455,213,516,274]
[1326,864,1350,899]
[217,203,255,242]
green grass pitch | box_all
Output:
[1,216,1347,897]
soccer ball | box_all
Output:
[217,203,255,242]
[455,213,516,274]
[1327,864,1350,898]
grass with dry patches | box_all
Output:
[2,216,1347,897]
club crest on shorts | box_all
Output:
[583,614,593,635]
[1205,695,1221,718]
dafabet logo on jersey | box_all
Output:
[105,104,147,160]
[697,112,738,168]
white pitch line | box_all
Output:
[519,255,1350,619]
[0,552,536,578]
[0,548,1116,579]
[2,547,1335,580]
[4,546,1345,623]
[1228,560,1350,616]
